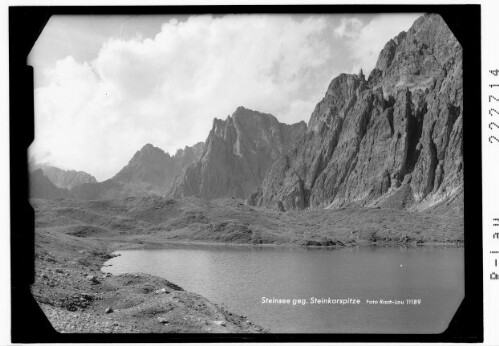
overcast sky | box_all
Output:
[28,13,421,181]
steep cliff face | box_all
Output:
[174,143,205,171]
[72,142,204,200]
[169,107,307,200]
[248,14,462,211]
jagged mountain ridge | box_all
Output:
[70,142,204,200]
[248,14,463,211]
[113,142,204,191]
[169,107,307,200]
[31,164,97,190]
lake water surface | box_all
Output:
[103,245,463,333]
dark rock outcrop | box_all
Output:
[29,169,73,199]
[31,165,97,190]
[169,107,307,200]
[248,14,462,211]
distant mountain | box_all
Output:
[71,142,204,200]
[248,14,463,211]
[29,169,72,199]
[113,142,204,192]
[169,107,307,200]
[32,164,97,190]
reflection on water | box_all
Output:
[104,245,464,333]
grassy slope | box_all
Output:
[33,195,464,248]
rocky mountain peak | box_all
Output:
[233,105,251,115]
[248,14,463,212]
[134,144,171,161]
[326,73,366,100]
[174,142,204,158]
[374,31,407,71]
[174,142,205,167]
[368,13,461,96]
[111,142,204,193]
[169,107,306,200]
[70,142,205,200]
[308,73,367,132]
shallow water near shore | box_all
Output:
[103,244,463,333]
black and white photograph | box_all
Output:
[7,4,485,343]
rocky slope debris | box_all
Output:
[32,223,266,333]
[169,107,306,200]
[248,14,462,212]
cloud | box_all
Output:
[29,14,422,181]
[30,15,339,181]
[335,14,421,74]
[333,17,363,39]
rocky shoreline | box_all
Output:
[32,226,268,333]
[110,238,464,253]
